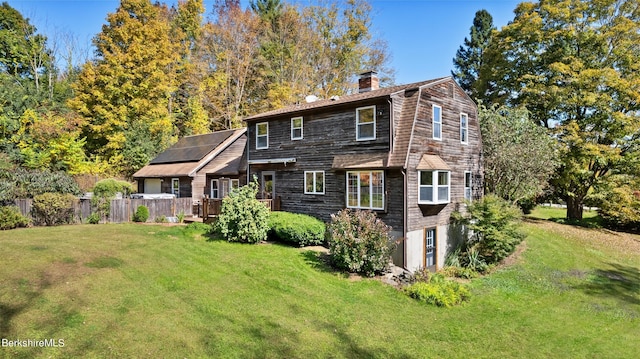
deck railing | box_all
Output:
[201,197,281,218]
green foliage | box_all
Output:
[268,211,325,247]
[86,212,100,225]
[31,192,76,226]
[452,195,525,268]
[404,274,470,307]
[479,104,558,204]
[326,209,393,277]
[594,175,640,232]
[92,178,133,198]
[215,181,269,243]
[0,205,30,230]
[132,205,149,223]
[0,167,81,203]
[177,211,185,223]
[154,215,168,223]
[451,9,495,100]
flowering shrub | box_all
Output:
[326,209,393,277]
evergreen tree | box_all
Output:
[451,9,494,101]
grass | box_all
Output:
[529,205,602,228]
[0,220,639,358]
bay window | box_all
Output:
[418,170,450,204]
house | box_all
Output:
[244,72,482,272]
[133,128,247,202]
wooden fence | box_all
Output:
[14,197,194,224]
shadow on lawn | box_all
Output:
[575,262,640,305]
[0,276,50,338]
[300,250,337,274]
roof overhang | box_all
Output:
[332,153,388,169]
[248,158,297,165]
[416,154,451,171]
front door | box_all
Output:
[261,171,275,199]
[424,228,436,271]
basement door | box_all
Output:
[424,228,436,271]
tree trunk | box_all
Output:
[566,196,584,220]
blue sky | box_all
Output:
[10,0,522,84]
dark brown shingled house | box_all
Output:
[133,128,246,202]
[244,72,483,271]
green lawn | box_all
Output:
[1,220,638,358]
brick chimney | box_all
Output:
[358,71,379,93]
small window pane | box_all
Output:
[420,171,433,185]
[305,172,314,193]
[358,123,374,139]
[438,172,449,185]
[348,173,359,207]
[315,172,324,193]
[257,136,267,148]
[358,107,374,123]
[438,186,449,202]
[257,123,268,135]
[420,186,433,202]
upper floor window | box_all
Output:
[347,170,384,210]
[433,105,442,140]
[356,106,376,141]
[256,122,268,149]
[418,170,449,204]
[304,171,324,194]
[460,113,468,144]
[464,171,473,201]
[291,117,303,140]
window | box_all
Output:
[210,179,219,198]
[433,105,442,140]
[291,117,303,140]
[231,179,240,190]
[346,171,384,210]
[424,228,436,269]
[171,178,180,197]
[256,122,268,149]
[304,171,324,194]
[460,113,468,144]
[464,171,472,201]
[356,106,376,141]
[418,170,450,204]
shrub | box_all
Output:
[452,195,525,267]
[154,215,168,223]
[0,205,30,230]
[0,167,81,204]
[268,211,325,246]
[326,209,393,277]
[404,277,471,307]
[132,205,149,222]
[31,192,76,226]
[91,178,134,221]
[215,181,269,243]
[86,212,100,224]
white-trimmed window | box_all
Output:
[256,122,268,149]
[464,171,472,201]
[347,170,384,210]
[356,105,376,141]
[460,113,468,144]
[418,170,450,204]
[210,179,219,198]
[231,179,240,190]
[433,105,442,140]
[291,117,303,140]
[172,178,180,197]
[304,171,324,194]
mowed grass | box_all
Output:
[0,220,639,358]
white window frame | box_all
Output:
[424,228,436,269]
[231,179,240,190]
[460,113,469,144]
[356,105,376,141]
[418,170,450,204]
[304,171,325,195]
[256,122,269,149]
[433,105,442,140]
[171,178,180,197]
[210,179,219,199]
[464,171,472,201]
[346,170,384,210]
[291,117,303,140]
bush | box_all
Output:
[452,195,524,267]
[154,215,168,223]
[404,275,471,307]
[0,205,30,230]
[326,209,393,277]
[0,167,81,204]
[31,192,76,226]
[215,181,269,243]
[268,211,325,246]
[91,178,134,221]
[86,212,100,224]
[132,205,149,222]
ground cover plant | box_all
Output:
[0,217,638,358]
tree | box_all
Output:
[69,0,181,177]
[479,0,640,219]
[451,9,494,101]
[479,104,558,204]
